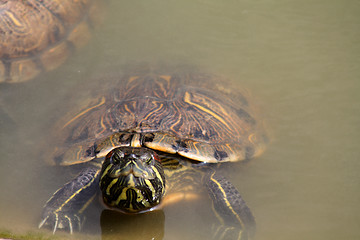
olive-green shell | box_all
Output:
[51,67,267,165]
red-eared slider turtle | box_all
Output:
[0,0,100,83]
[39,67,267,239]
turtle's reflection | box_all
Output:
[100,209,165,240]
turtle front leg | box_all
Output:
[205,172,256,240]
[39,167,100,234]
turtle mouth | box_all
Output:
[99,147,166,213]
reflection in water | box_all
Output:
[101,210,165,240]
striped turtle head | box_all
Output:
[100,147,165,213]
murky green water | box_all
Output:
[1,0,360,239]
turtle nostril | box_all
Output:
[128,153,138,160]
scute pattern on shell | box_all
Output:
[0,0,97,82]
[52,66,267,164]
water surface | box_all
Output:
[0,0,359,239]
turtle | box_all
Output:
[0,0,101,83]
[39,66,267,240]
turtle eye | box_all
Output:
[141,152,153,164]
[146,156,153,163]
[111,149,124,164]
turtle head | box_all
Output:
[99,147,165,213]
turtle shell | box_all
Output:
[0,0,101,83]
[51,66,267,165]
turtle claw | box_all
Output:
[38,215,49,229]
[39,211,83,234]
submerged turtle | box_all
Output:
[0,0,100,83]
[39,66,267,239]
